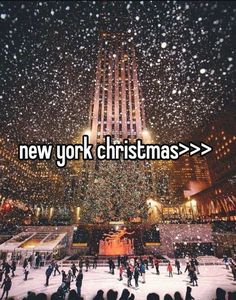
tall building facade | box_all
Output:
[205,110,236,183]
[152,155,211,206]
[80,32,150,223]
[190,109,236,220]
[89,32,146,145]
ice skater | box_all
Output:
[191,271,198,286]
[127,265,133,287]
[110,260,115,275]
[54,261,61,276]
[119,264,124,281]
[24,262,30,281]
[167,261,173,277]
[85,257,90,272]
[76,270,83,297]
[2,262,11,277]
[175,259,181,275]
[45,264,53,286]
[0,274,12,300]
[61,270,67,283]
[93,255,98,269]
[11,260,16,277]
[140,261,146,283]
[67,270,73,287]
[79,258,84,271]
[222,255,229,270]
[134,265,140,289]
[71,262,79,279]
[193,258,200,275]
[155,257,160,275]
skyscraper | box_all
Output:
[81,32,149,223]
[89,32,146,145]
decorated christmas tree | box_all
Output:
[81,159,149,223]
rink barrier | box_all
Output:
[58,257,225,268]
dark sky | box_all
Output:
[0,1,235,143]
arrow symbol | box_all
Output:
[201,142,213,156]
[190,143,201,156]
[178,143,189,156]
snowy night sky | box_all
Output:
[0,1,235,144]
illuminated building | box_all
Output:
[0,137,63,216]
[188,109,236,220]
[153,155,211,203]
[171,154,211,199]
[79,32,151,223]
[89,32,146,145]
[205,110,236,183]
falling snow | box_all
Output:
[0,1,235,145]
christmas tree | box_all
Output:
[81,159,149,223]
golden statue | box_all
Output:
[104,228,135,242]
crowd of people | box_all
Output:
[0,286,235,300]
[0,254,235,300]
[106,255,201,289]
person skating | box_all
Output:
[71,263,79,280]
[23,258,28,269]
[67,270,73,288]
[85,257,90,272]
[51,260,56,273]
[188,265,196,284]
[61,270,67,283]
[110,260,115,275]
[191,271,198,286]
[193,258,199,275]
[0,274,12,300]
[35,255,40,269]
[108,258,112,273]
[45,264,53,286]
[127,265,132,287]
[11,260,16,277]
[79,258,84,271]
[54,262,61,276]
[184,262,191,276]
[149,256,154,268]
[2,262,10,277]
[119,265,124,281]
[24,262,30,281]
[28,255,33,268]
[222,255,229,270]
[167,261,173,277]
[140,261,146,283]
[144,257,149,270]
[117,255,121,268]
[134,265,140,289]
[76,269,83,297]
[93,255,98,269]
[154,257,160,275]
[175,259,181,275]
[185,255,190,264]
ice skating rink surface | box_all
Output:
[7,264,236,300]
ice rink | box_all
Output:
[5,264,236,300]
